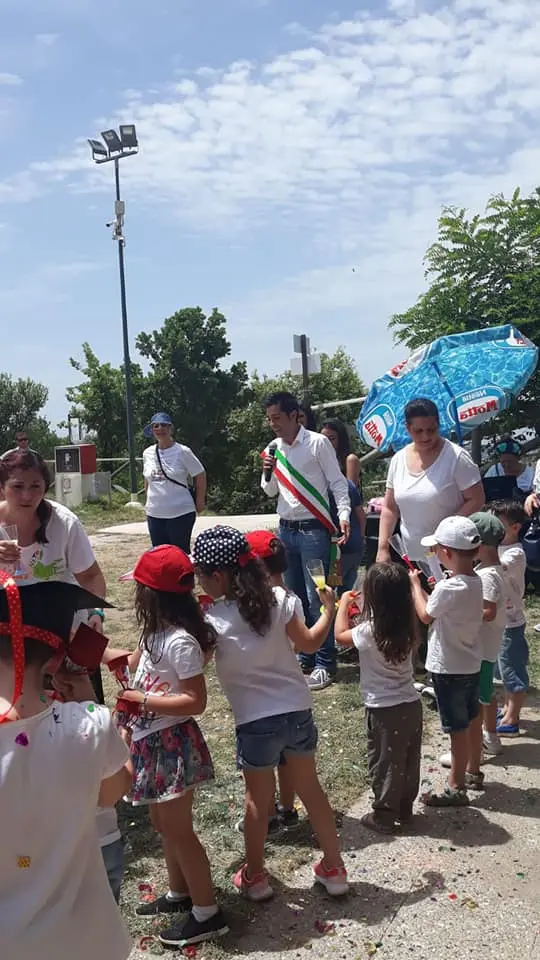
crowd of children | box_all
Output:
[0,499,530,956]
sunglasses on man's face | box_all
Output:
[153,423,170,429]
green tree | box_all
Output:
[66,344,146,458]
[136,307,250,478]
[211,348,366,514]
[0,374,50,455]
[390,187,540,429]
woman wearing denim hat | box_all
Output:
[143,413,206,553]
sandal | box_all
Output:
[422,785,470,807]
[465,771,485,790]
[360,812,395,834]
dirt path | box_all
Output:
[126,706,540,959]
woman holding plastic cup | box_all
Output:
[0,450,107,695]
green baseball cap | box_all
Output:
[470,512,506,547]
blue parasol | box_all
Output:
[357,325,538,453]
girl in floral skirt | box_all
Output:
[117,544,227,948]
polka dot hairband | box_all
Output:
[193,525,256,570]
[0,570,63,725]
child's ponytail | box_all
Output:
[193,525,276,635]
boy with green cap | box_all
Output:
[465,511,506,787]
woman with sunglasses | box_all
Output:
[143,413,207,553]
[484,438,534,494]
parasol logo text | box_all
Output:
[451,387,506,427]
[361,405,396,448]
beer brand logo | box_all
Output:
[361,405,396,448]
[450,387,506,427]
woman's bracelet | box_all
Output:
[90,609,105,621]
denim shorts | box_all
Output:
[432,672,480,734]
[498,625,529,694]
[236,709,318,770]
[101,837,125,904]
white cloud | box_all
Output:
[3,0,540,384]
[35,33,60,45]
[0,72,23,86]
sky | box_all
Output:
[1,0,539,426]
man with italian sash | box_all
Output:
[261,391,351,690]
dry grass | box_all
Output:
[93,533,368,954]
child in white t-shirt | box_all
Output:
[52,663,126,903]
[117,545,227,950]
[491,501,528,736]
[0,579,132,960]
[335,562,422,833]
[465,512,507,786]
[193,525,348,904]
[239,530,304,835]
[411,516,483,808]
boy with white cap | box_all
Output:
[410,516,483,807]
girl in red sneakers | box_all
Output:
[117,545,228,949]
[193,525,348,903]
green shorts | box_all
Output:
[479,660,494,706]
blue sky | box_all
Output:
[1,0,539,425]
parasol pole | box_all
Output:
[432,360,463,446]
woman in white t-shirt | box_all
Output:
[335,562,421,834]
[377,398,484,564]
[143,412,206,553]
[0,451,107,697]
[193,525,348,904]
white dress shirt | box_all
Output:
[261,426,351,523]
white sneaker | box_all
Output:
[483,731,503,755]
[413,681,425,693]
[440,749,486,769]
[421,685,436,701]
[306,667,333,691]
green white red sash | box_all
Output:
[270,448,337,535]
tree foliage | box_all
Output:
[390,187,540,430]
[67,310,366,512]
[0,374,53,456]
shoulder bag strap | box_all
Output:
[155,444,188,490]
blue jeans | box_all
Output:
[339,552,363,596]
[279,522,334,673]
[101,838,125,904]
[147,512,196,554]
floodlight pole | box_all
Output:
[113,157,138,502]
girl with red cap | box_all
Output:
[117,544,228,949]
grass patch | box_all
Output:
[93,536,367,947]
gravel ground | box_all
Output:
[126,704,540,960]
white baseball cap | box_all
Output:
[421,516,481,552]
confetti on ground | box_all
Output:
[517,872,526,879]
[183,946,198,957]
[138,882,154,893]
[315,920,335,935]
[17,856,31,869]
[448,893,458,901]
[139,936,155,951]
[15,733,29,746]
[365,941,379,956]
[461,897,478,909]
[87,703,95,712]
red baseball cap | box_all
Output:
[120,545,194,593]
[245,530,280,559]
